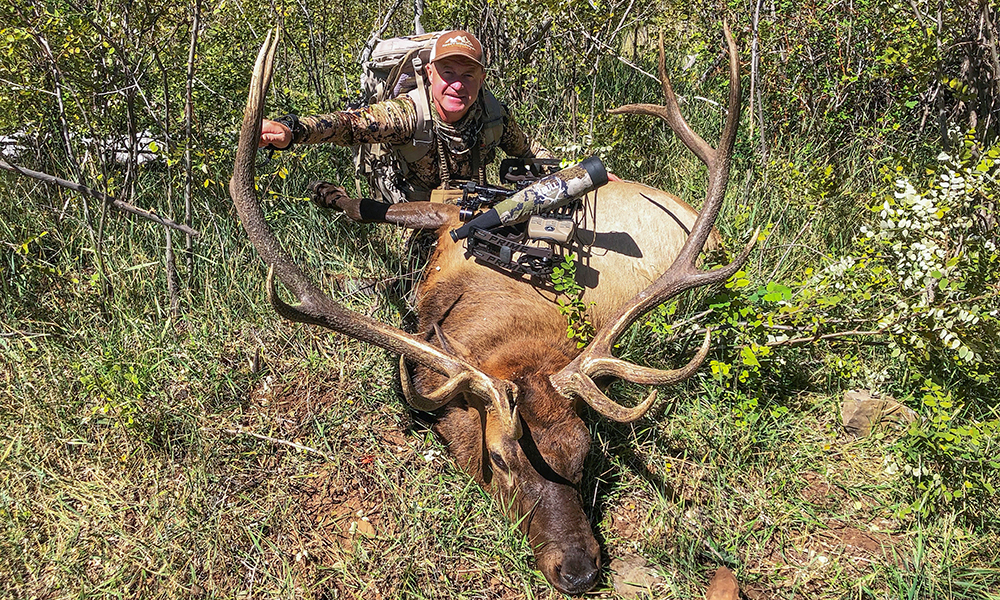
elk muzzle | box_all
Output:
[526,482,601,594]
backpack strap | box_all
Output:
[410,55,433,147]
[479,88,505,151]
[379,48,419,102]
[397,76,434,167]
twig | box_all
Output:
[653,309,893,349]
[692,95,720,108]
[573,27,660,84]
[0,330,51,339]
[413,0,425,35]
[194,76,239,107]
[762,242,829,259]
[213,427,333,461]
[765,328,887,347]
[0,78,56,96]
[165,228,181,319]
[183,0,203,275]
[752,0,769,159]
[0,159,200,236]
[768,220,818,280]
[360,0,405,65]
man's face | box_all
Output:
[426,57,484,124]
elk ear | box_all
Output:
[434,323,474,362]
[543,418,590,484]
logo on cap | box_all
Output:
[442,34,475,51]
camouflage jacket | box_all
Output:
[291,94,552,198]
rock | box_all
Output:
[841,390,918,438]
[705,566,739,600]
[610,555,659,598]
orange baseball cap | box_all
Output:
[430,30,484,67]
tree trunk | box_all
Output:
[184,0,202,277]
[414,0,425,35]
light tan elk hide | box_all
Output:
[230,25,752,595]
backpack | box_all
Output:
[352,31,504,203]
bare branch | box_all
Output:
[573,26,660,84]
[1,159,200,237]
[766,329,888,347]
[360,0,405,64]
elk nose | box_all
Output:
[556,550,599,594]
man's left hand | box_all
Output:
[309,181,360,217]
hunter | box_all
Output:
[258,29,552,216]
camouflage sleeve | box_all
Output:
[498,106,553,159]
[292,97,418,147]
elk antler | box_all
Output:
[550,23,756,422]
[229,30,522,439]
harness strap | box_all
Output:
[436,129,452,189]
[479,89,504,149]
[381,48,419,102]
[410,56,432,146]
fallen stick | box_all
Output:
[211,427,334,461]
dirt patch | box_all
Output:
[289,423,418,563]
[609,554,662,598]
[258,374,346,431]
[747,516,907,597]
[817,520,902,564]
[603,458,710,545]
[294,465,383,561]
[271,387,342,423]
[759,522,902,568]
[799,470,852,508]
[605,493,654,541]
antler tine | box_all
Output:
[674,21,742,271]
[608,30,714,167]
[399,357,522,438]
[230,32,522,438]
[552,23,753,423]
[398,356,477,411]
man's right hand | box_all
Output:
[259,119,292,149]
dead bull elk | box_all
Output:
[230,25,752,595]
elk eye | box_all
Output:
[489,451,509,472]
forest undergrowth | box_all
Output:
[1,1,998,598]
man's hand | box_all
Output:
[259,119,292,149]
[309,182,394,223]
[309,181,360,217]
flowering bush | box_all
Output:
[645,130,999,517]
[855,135,999,374]
[786,131,1000,381]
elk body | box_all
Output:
[230,26,750,595]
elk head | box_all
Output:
[405,326,600,593]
